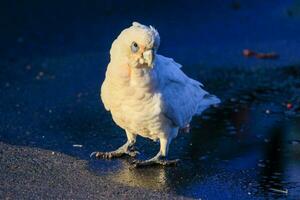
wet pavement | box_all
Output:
[1,0,300,199]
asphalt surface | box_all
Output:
[0,142,184,199]
[1,0,300,199]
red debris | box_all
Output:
[286,103,293,110]
[255,52,279,59]
[243,49,255,57]
[243,49,279,59]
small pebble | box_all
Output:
[26,65,32,70]
[286,103,293,110]
[230,98,237,102]
[264,139,270,143]
[199,156,208,160]
[73,144,83,148]
[258,163,266,168]
[77,93,83,98]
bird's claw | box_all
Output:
[90,151,115,159]
[127,149,140,157]
[90,149,140,159]
[131,158,180,168]
[90,151,97,158]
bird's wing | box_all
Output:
[155,54,220,127]
[156,54,183,68]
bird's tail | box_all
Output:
[196,94,221,115]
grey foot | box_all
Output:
[90,147,139,159]
[132,157,180,168]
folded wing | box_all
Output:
[155,54,220,128]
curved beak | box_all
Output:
[143,49,154,68]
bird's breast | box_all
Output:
[105,88,165,139]
[102,66,168,140]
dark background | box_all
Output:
[1,0,300,199]
[2,0,300,67]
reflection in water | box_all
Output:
[288,119,300,160]
[258,124,286,198]
[112,164,169,189]
[285,119,300,199]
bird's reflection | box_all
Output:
[108,162,169,190]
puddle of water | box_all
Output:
[88,95,300,199]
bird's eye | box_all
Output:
[131,42,139,53]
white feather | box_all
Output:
[154,54,220,127]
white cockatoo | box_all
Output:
[91,22,220,167]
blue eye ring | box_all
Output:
[131,42,139,53]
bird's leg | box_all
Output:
[132,137,179,168]
[90,130,138,159]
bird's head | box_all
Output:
[110,22,160,69]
